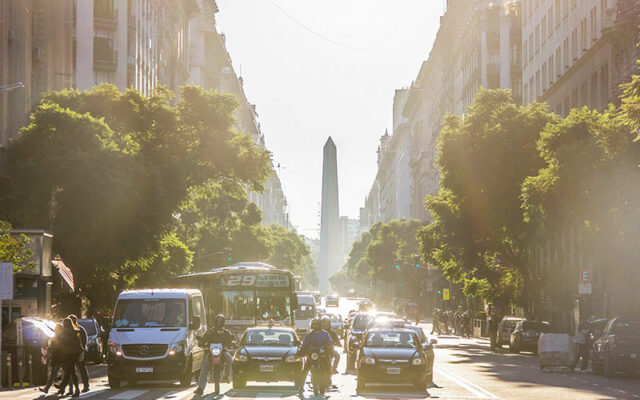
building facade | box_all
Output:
[522,0,639,114]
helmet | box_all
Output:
[310,318,322,331]
[214,314,225,328]
[321,316,331,330]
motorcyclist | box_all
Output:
[194,314,235,396]
[296,318,332,393]
[321,316,341,374]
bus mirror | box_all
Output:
[190,316,201,330]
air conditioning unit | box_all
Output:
[32,46,43,62]
[8,29,16,41]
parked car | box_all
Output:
[1,317,57,385]
[509,320,551,353]
[354,328,429,392]
[231,326,303,389]
[592,317,640,377]
[76,318,104,363]
[497,317,525,347]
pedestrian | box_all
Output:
[58,318,82,397]
[69,314,90,392]
[488,312,499,351]
[39,324,64,394]
[431,308,441,335]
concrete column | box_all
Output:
[480,13,488,88]
[75,0,94,90]
[115,0,128,90]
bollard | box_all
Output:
[18,356,23,389]
[28,353,32,387]
[6,354,12,390]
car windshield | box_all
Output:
[366,330,417,348]
[244,329,295,346]
[295,304,315,319]
[77,320,97,336]
[522,321,550,332]
[612,320,640,335]
[353,315,373,330]
[113,298,186,328]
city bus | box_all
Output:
[174,262,298,336]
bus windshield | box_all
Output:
[256,290,291,322]
[221,291,254,321]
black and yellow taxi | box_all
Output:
[231,325,303,389]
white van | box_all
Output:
[107,289,206,388]
[294,292,316,337]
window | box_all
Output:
[572,28,578,61]
[563,37,569,69]
[542,16,547,42]
[591,72,598,107]
[548,8,554,37]
[114,299,187,328]
[529,77,534,101]
[556,46,561,76]
[523,39,528,66]
[601,63,609,106]
[529,32,534,61]
[555,0,561,27]
[564,0,569,18]
[600,0,606,32]
[524,82,529,104]
[536,70,541,99]
[571,0,577,9]
[549,54,554,83]
[580,18,587,53]
[542,63,547,91]
[535,25,540,53]
[590,7,597,42]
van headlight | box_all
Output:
[234,354,248,362]
[412,358,424,365]
[363,357,375,365]
[286,355,301,363]
[169,341,185,356]
[109,342,122,357]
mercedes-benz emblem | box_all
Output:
[139,345,150,356]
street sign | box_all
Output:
[580,270,590,282]
[579,282,592,295]
[443,289,450,301]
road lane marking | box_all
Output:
[109,390,149,400]
[79,389,111,398]
[435,367,499,399]
[160,388,197,399]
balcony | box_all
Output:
[94,6,118,30]
[94,37,117,72]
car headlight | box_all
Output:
[412,358,425,365]
[363,357,375,365]
[286,355,301,363]
[234,354,248,362]
[109,342,122,357]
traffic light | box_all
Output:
[227,257,232,262]
[437,289,442,294]
[396,264,400,269]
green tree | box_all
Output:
[419,89,555,308]
[0,220,35,272]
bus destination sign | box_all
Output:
[221,274,290,288]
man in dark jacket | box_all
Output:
[297,318,332,393]
[194,315,235,396]
[69,315,90,392]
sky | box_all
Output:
[216,0,444,238]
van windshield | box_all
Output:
[113,299,186,328]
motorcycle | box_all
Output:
[309,348,331,396]
[209,343,224,394]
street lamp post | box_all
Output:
[0,82,25,93]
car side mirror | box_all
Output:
[190,316,201,330]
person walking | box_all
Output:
[69,315,90,392]
[431,309,440,335]
[574,320,590,370]
[39,324,64,394]
[58,318,82,397]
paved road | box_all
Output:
[2,297,639,399]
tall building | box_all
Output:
[0,0,75,149]
[522,0,639,114]
[339,216,360,265]
[319,137,340,294]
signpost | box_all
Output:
[579,270,592,295]
[0,263,14,388]
[443,288,450,301]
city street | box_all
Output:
[2,298,639,400]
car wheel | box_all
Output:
[108,374,120,389]
[180,358,193,387]
[356,372,366,391]
[232,374,246,389]
[604,354,616,378]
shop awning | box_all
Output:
[52,260,74,291]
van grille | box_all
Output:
[122,344,167,358]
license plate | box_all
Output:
[631,353,637,359]
[386,367,401,375]
[259,364,274,372]
[135,367,153,373]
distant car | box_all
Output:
[497,317,524,347]
[509,321,551,353]
[232,326,303,388]
[77,318,104,363]
[326,296,339,307]
[592,317,640,377]
[355,328,429,392]
[1,317,57,385]
[346,312,376,369]
[311,292,322,305]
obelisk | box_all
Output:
[319,137,340,294]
